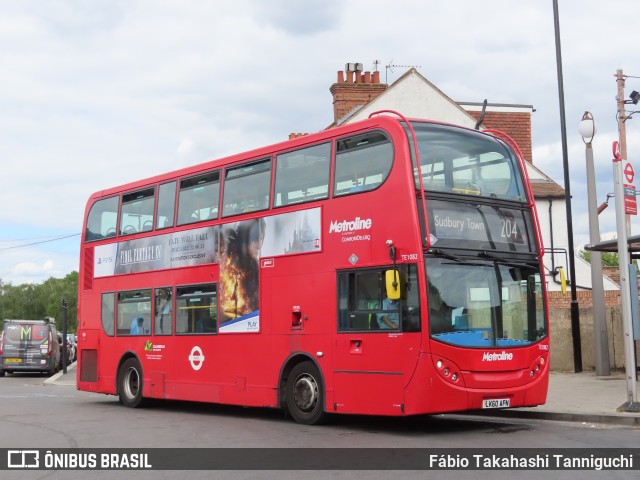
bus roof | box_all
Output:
[85,114,504,203]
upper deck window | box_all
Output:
[222,159,271,217]
[334,131,393,196]
[156,181,176,230]
[85,196,119,242]
[274,143,330,206]
[177,171,220,226]
[408,123,527,202]
[120,187,155,236]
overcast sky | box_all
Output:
[1,0,639,285]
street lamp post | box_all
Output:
[578,112,610,376]
[553,0,582,372]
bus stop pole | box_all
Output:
[612,143,640,411]
[61,299,68,375]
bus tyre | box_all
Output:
[118,358,145,408]
[285,361,326,425]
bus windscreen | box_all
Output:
[426,256,546,347]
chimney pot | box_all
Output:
[337,71,344,83]
[364,71,371,83]
[372,71,380,84]
[345,71,354,84]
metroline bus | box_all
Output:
[76,111,549,424]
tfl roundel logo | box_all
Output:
[189,346,205,371]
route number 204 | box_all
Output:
[500,218,519,241]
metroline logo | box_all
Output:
[329,217,372,233]
[482,351,514,362]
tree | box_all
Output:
[579,250,620,267]
[0,273,78,332]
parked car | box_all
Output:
[1,318,61,376]
[57,333,74,369]
[66,334,77,362]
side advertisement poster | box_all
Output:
[94,208,322,334]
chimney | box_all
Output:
[288,132,308,140]
[330,62,388,125]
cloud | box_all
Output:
[176,138,194,158]
[1,0,640,284]
[10,260,54,276]
[252,0,340,36]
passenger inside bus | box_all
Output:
[155,288,172,335]
[129,317,145,335]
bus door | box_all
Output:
[332,265,421,415]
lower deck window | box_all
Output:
[102,292,115,336]
[117,290,151,336]
[176,284,218,334]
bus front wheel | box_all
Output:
[285,361,326,425]
[118,358,145,408]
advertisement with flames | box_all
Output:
[93,208,322,333]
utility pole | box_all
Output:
[617,69,632,236]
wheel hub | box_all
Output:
[124,367,140,399]
[293,375,318,412]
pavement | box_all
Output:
[44,365,640,426]
[479,371,640,426]
[44,361,77,387]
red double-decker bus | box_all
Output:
[76,111,549,424]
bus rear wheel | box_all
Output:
[118,358,146,408]
[285,361,326,425]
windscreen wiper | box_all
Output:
[427,248,463,262]
[478,251,538,268]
